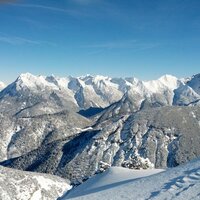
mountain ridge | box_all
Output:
[1,72,200,111]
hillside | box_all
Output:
[62,158,200,200]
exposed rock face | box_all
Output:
[0,166,71,200]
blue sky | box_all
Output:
[0,0,200,83]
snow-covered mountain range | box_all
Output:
[1,72,200,111]
[0,72,200,199]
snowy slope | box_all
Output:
[63,158,200,200]
[142,74,179,93]
[0,166,71,200]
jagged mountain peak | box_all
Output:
[100,74,195,118]
[158,74,177,80]
[17,72,36,79]
[12,72,186,93]
[158,74,179,87]
[78,75,111,86]
[1,72,200,111]
[15,72,59,91]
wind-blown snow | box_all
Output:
[62,158,200,200]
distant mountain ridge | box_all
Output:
[1,72,200,110]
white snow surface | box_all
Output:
[142,74,179,94]
[63,158,200,200]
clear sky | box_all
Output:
[0,0,200,83]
